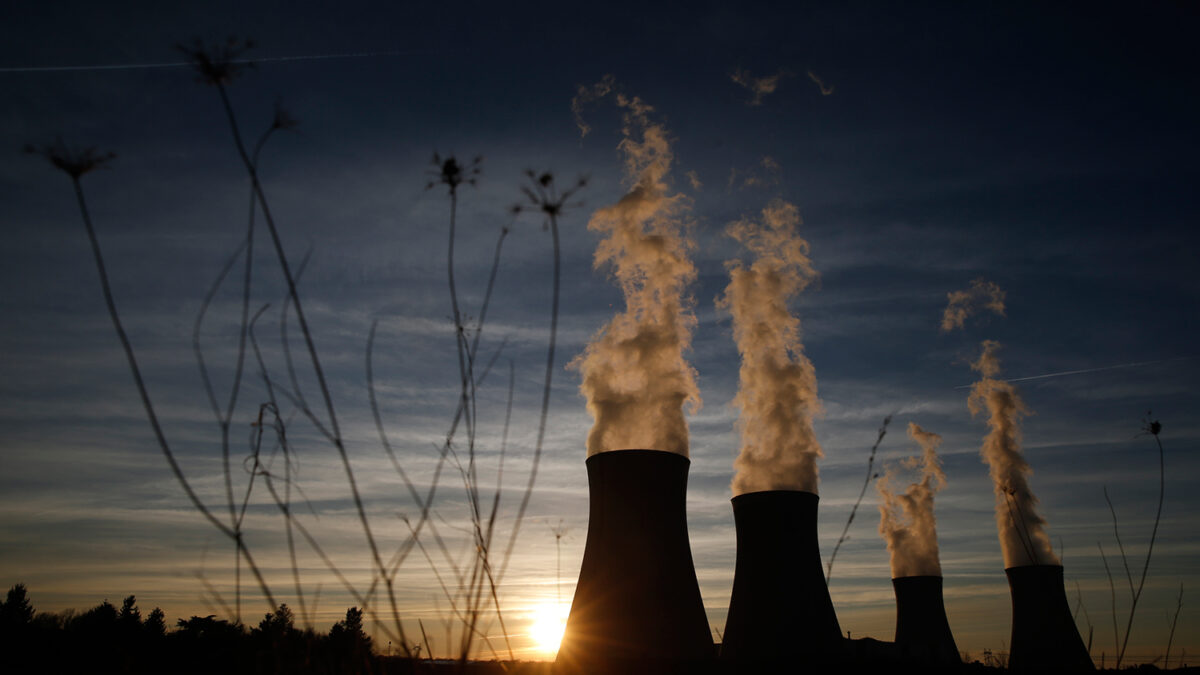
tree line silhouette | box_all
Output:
[0,583,376,674]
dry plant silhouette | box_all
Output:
[27,37,581,666]
[826,414,891,583]
[1097,413,1167,669]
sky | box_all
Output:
[2,0,1198,664]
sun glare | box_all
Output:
[529,603,568,655]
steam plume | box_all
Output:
[876,423,947,577]
[717,199,822,494]
[572,93,701,457]
[941,277,1005,332]
[968,340,1058,568]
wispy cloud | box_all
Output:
[807,69,834,95]
[570,74,616,138]
[730,68,787,106]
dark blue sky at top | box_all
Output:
[7,1,1195,357]
[1,0,1198,660]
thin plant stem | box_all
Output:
[1103,486,1136,599]
[485,361,516,564]
[828,414,892,583]
[193,120,274,619]
[498,210,560,584]
[210,80,407,651]
[191,236,250,620]
[249,303,310,628]
[1099,542,1120,665]
[419,619,432,662]
[68,174,277,612]
[1165,584,1183,668]
[1115,428,1167,667]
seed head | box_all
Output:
[24,138,115,178]
[512,169,588,228]
[426,153,482,194]
[176,37,256,86]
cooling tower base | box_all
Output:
[892,575,961,665]
[721,490,842,666]
[1006,564,1095,672]
[555,449,714,674]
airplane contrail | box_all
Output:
[0,49,427,74]
[953,356,1196,389]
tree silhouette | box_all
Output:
[0,584,34,628]
[145,607,166,637]
[119,595,142,629]
[76,599,118,631]
[330,607,369,645]
[329,606,372,672]
[255,603,296,636]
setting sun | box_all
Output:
[528,603,568,655]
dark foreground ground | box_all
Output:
[385,661,1198,675]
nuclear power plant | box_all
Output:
[892,575,960,665]
[1006,564,1095,671]
[555,449,714,673]
[721,490,842,665]
[552,451,1105,672]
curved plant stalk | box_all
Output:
[1104,417,1166,668]
[1165,584,1183,668]
[827,414,892,583]
[1099,542,1120,664]
[30,143,278,613]
[185,57,408,650]
[189,95,290,623]
[249,303,310,628]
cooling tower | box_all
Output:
[721,490,842,665]
[555,449,714,674]
[892,575,960,665]
[1006,565,1094,672]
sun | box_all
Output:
[528,602,568,654]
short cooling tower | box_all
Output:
[721,490,842,665]
[555,449,714,674]
[892,575,960,665]
[1006,565,1094,671]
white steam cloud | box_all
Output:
[571,91,701,457]
[968,340,1058,568]
[876,422,948,578]
[941,277,1006,332]
[717,199,822,495]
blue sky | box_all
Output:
[2,0,1198,663]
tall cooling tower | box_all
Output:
[892,575,960,665]
[555,449,714,674]
[1006,565,1094,671]
[721,490,842,665]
